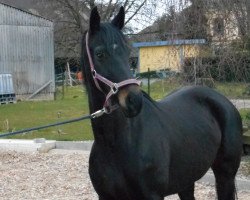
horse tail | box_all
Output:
[206,94,242,200]
[206,95,243,158]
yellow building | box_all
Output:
[133,39,207,73]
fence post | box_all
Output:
[148,68,150,97]
[62,71,65,100]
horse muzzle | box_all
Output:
[118,85,143,118]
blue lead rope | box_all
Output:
[0,108,106,138]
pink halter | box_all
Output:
[85,32,141,113]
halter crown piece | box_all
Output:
[85,32,141,114]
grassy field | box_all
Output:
[0,86,93,141]
[0,80,250,141]
[143,79,250,100]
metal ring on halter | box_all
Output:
[111,83,119,94]
[104,106,111,114]
[92,70,97,78]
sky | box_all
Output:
[94,0,192,33]
[126,0,191,33]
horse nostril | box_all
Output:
[128,94,135,104]
[124,92,142,117]
[127,93,138,105]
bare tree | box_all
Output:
[179,0,250,83]
[36,0,250,83]
[229,0,250,50]
[37,0,163,60]
[153,2,207,40]
[135,0,250,83]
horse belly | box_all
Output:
[166,121,221,193]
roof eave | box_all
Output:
[133,39,207,48]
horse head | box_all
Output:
[84,7,143,118]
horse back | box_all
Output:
[160,86,242,155]
[162,86,242,133]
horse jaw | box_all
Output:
[118,85,143,118]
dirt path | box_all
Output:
[0,150,250,200]
[231,99,250,109]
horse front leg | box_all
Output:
[178,183,195,200]
[99,197,107,200]
[150,195,164,200]
[98,195,115,200]
[140,192,164,200]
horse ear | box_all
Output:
[89,6,100,35]
[111,6,125,30]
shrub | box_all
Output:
[183,54,250,82]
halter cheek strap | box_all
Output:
[85,32,141,113]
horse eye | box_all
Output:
[96,51,105,59]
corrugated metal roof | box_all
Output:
[133,39,207,48]
[0,3,52,27]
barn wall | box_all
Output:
[0,3,54,100]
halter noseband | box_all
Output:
[85,32,141,113]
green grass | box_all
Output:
[215,82,249,99]
[142,79,181,100]
[0,85,93,141]
[240,109,250,126]
[1,80,250,141]
[142,80,250,100]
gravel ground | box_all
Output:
[0,149,250,200]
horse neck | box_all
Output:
[82,59,104,112]
[86,82,105,113]
[85,77,127,145]
[82,49,129,144]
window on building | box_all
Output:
[213,18,224,36]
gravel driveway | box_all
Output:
[230,99,250,109]
[0,149,250,200]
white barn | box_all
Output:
[0,3,55,100]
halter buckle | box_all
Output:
[111,83,119,94]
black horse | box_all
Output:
[81,7,243,200]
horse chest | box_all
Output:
[89,141,170,199]
[89,145,131,198]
